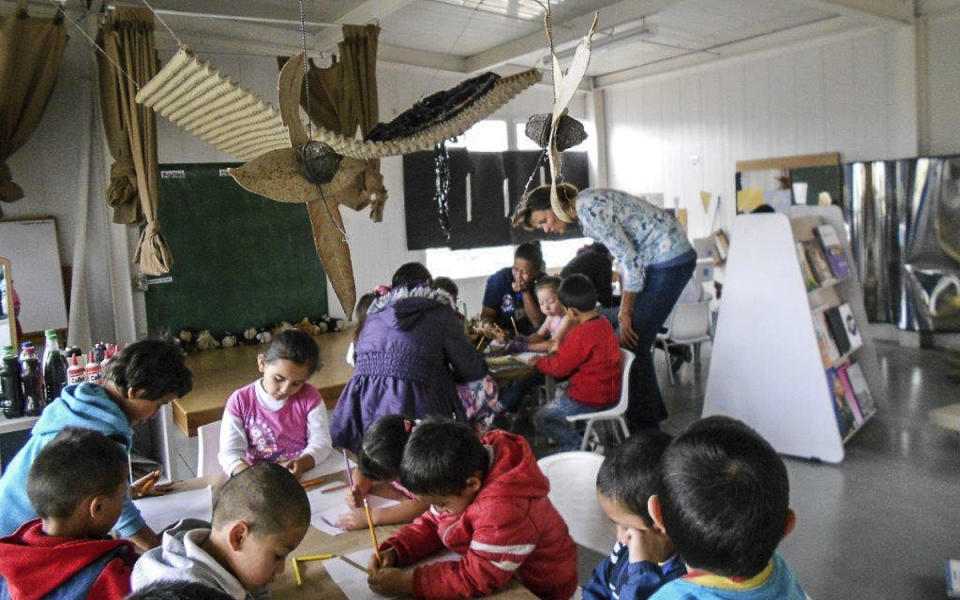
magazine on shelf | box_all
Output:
[845,362,876,418]
[796,243,818,291]
[814,224,852,280]
[812,312,840,367]
[837,303,862,352]
[836,363,864,424]
[827,368,857,438]
[824,306,852,356]
[803,240,834,285]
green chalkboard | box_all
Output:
[145,163,327,338]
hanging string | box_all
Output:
[318,187,349,242]
[43,0,142,92]
[297,0,314,140]
[140,0,184,47]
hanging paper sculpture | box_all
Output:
[137,47,541,317]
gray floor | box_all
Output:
[167,341,960,597]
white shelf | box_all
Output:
[703,205,882,463]
[0,414,39,435]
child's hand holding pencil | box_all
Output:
[130,469,173,498]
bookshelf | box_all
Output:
[703,205,881,463]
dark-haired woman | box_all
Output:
[481,242,546,338]
[514,184,696,429]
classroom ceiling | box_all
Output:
[12,0,949,88]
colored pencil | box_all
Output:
[292,557,303,586]
[343,448,354,488]
[297,553,335,562]
[363,498,382,563]
[339,554,370,575]
[510,317,519,335]
[140,471,160,496]
[321,482,349,494]
[300,475,331,489]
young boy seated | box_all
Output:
[0,338,193,550]
[131,462,310,599]
[532,274,620,451]
[585,430,685,600]
[649,416,807,599]
[0,428,137,599]
[367,419,578,600]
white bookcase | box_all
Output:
[703,205,881,463]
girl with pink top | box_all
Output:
[218,329,332,479]
[516,276,571,353]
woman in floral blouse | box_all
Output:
[513,184,696,429]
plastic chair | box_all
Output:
[565,348,634,451]
[196,420,222,478]
[655,299,712,384]
[537,451,615,555]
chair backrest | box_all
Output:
[668,299,711,341]
[537,451,615,554]
[614,348,635,412]
[196,420,222,478]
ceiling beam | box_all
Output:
[795,0,914,25]
[314,0,416,52]
[464,0,685,73]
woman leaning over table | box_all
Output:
[512,184,696,430]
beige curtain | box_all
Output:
[0,0,67,210]
[101,7,170,275]
[280,24,386,221]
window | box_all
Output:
[447,120,508,152]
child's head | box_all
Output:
[513,242,544,289]
[596,430,672,542]
[258,329,319,402]
[433,276,459,303]
[391,262,433,289]
[357,414,414,482]
[105,338,193,424]
[27,427,128,537]
[558,274,597,314]
[652,416,795,578]
[210,462,310,589]
[353,293,377,342]
[534,276,563,317]
[400,418,488,516]
[127,582,233,600]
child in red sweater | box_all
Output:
[532,274,621,451]
[367,419,578,600]
[0,428,137,599]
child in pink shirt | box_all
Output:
[218,329,332,479]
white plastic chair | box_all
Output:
[565,348,634,451]
[655,299,712,384]
[537,451,615,555]
[196,420,222,478]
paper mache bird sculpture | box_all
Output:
[136,47,541,318]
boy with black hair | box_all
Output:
[132,462,310,600]
[584,430,684,600]
[0,338,193,550]
[531,274,621,451]
[367,419,577,600]
[649,416,807,600]
[0,428,137,599]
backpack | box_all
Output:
[0,544,129,600]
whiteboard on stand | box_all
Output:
[0,218,68,334]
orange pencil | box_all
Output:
[363,498,382,563]
[140,471,160,495]
[300,475,331,490]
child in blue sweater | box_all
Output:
[584,430,685,600]
[0,339,192,551]
[648,416,807,600]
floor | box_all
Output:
[166,341,960,597]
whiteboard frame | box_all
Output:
[0,217,68,335]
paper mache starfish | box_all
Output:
[137,47,541,317]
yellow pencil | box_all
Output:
[141,471,160,495]
[292,557,303,586]
[510,316,519,335]
[297,553,335,562]
[363,498,382,563]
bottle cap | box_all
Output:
[25,347,35,356]
[45,329,57,339]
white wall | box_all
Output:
[602,26,919,239]
[921,10,960,155]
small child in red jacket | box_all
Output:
[0,427,137,599]
[367,419,578,600]
[531,274,621,451]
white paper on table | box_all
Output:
[309,493,401,537]
[512,351,546,363]
[324,548,460,600]
[133,486,212,532]
[301,452,356,480]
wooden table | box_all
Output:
[486,355,556,402]
[172,470,535,599]
[172,330,354,436]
